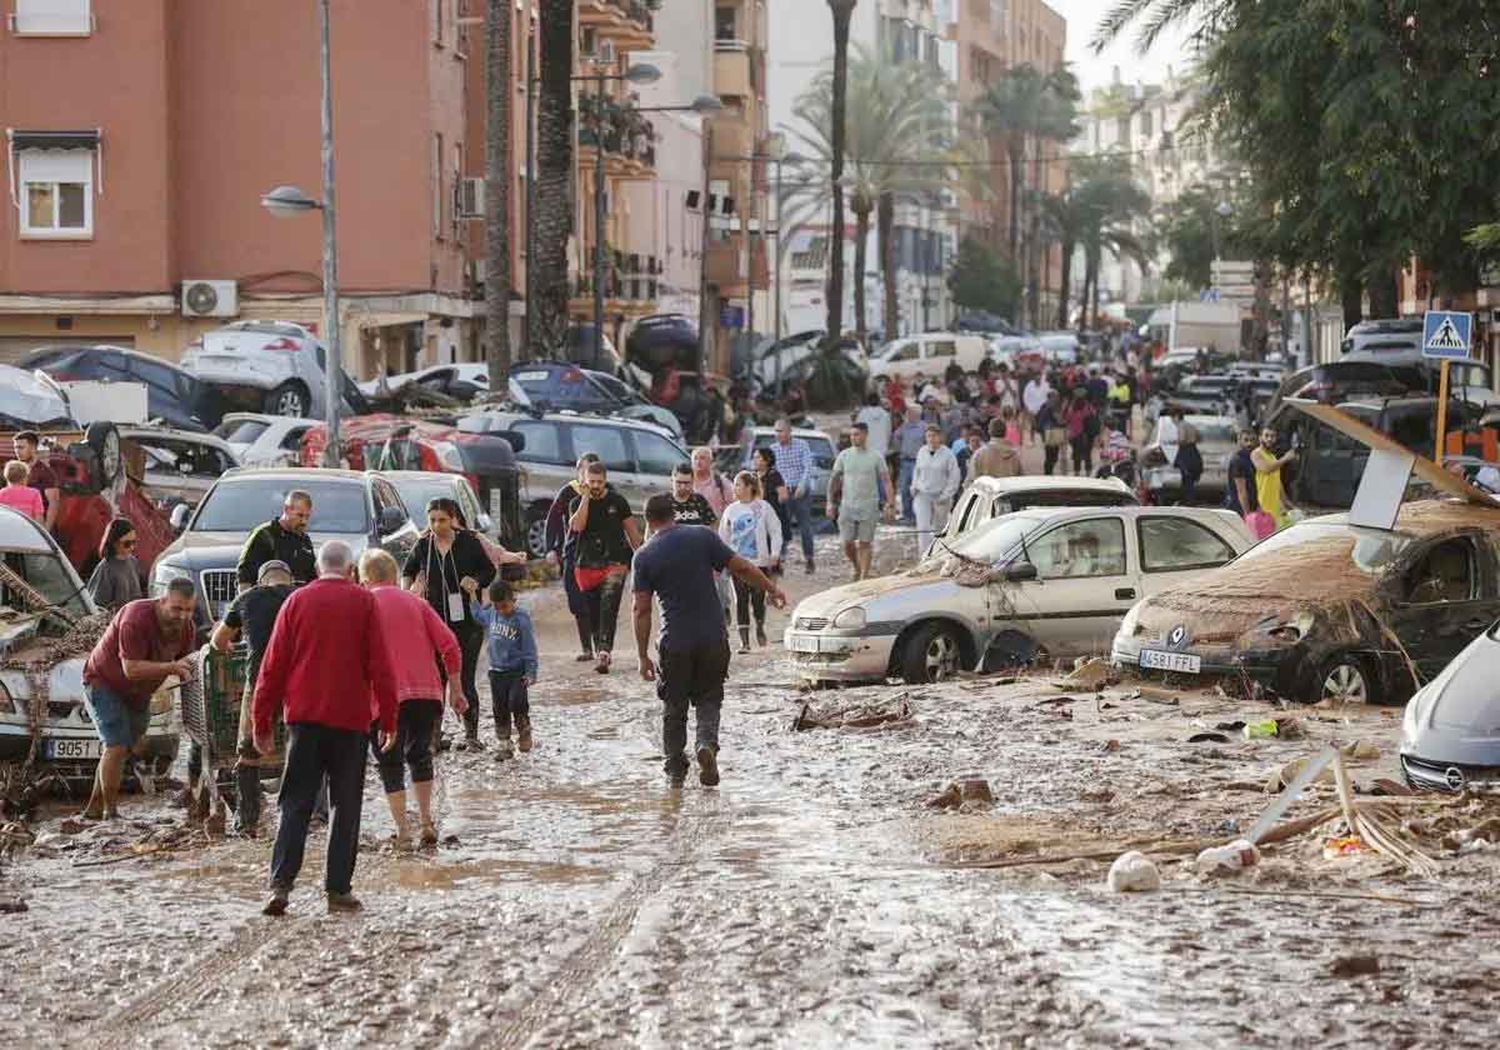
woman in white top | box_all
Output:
[718,471,783,652]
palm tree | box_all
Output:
[531,0,574,356]
[484,0,513,385]
[823,0,857,347]
[1092,0,1230,55]
[789,50,954,342]
[1044,157,1152,328]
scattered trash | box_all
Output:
[1100,739,1121,753]
[1329,954,1381,978]
[1196,838,1261,874]
[1215,720,1247,732]
[1053,657,1118,692]
[1322,835,1375,859]
[1106,851,1161,893]
[794,695,914,731]
[1187,732,1231,744]
[928,777,995,810]
[0,898,27,914]
[1243,719,1279,740]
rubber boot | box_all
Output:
[516,715,534,753]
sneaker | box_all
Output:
[574,652,595,663]
[262,889,289,917]
[464,733,486,752]
[517,719,534,753]
[327,893,363,914]
[696,746,720,787]
[805,560,816,575]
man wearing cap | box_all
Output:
[210,559,296,836]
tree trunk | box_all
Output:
[1367,271,1399,318]
[1056,233,1074,329]
[1007,140,1024,263]
[1026,142,1044,329]
[532,0,574,356]
[1249,259,1272,359]
[484,0,513,386]
[824,0,856,348]
[878,191,897,340]
[1085,246,1101,329]
[852,202,870,345]
[1340,275,1363,331]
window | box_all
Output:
[511,421,564,465]
[633,431,687,477]
[1139,517,1236,573]
[714,5,736,41]
[432,133,445,239]
[12,0,92,35]
[432,0,445,45]
[926,340,957,360]
[885,341,919,362]
[214,419,269,445]
[17,149,93,238]
[1404,539,1476,604]
[279,425,311,451]
[570,424,631,472]
[1029,519,1127,579]
[372,480,405,527]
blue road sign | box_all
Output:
[1422,310,1472,360]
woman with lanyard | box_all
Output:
[403,498,497,750]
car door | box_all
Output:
[1135,515,1240,597]
[568,422,641,509]
[630,429,689,504]
[372,478,419,563]
[508,419,568,503]
[1386,535,1500,682]
[993,515,1137,656]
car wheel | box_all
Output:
[1319,656,1377,705]
[900,622,964,685]
[524,506,550,560]
[265,382,310,418]
[84,421,122,485]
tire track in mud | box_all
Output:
[88,918,301,1048]
[472,807,729,1050]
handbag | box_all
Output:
[573,565,612,592]
[1043,426,1067,447]
[1244,510,1277,541]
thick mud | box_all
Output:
[3,529,1500,1047]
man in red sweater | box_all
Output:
[253,540,397,915]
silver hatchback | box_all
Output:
[182,320,364,419]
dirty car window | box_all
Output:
[1235,521,1413,573]
[1030,519,1128,579]
[2,551,93,621]
[194,480,370,533]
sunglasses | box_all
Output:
[120,539,138,550]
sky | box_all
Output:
[1049,0,1197,92]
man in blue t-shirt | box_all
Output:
[632,494,786,787]
[1224,427,1261,518]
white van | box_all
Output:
[868,333,990,382]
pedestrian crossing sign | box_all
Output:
[1422,310,1472,359]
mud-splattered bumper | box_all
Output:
[784,629,896,682]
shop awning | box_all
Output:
[7,129,100,151]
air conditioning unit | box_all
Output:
[181,280,239,318]
[459,176,485,219]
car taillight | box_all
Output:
[264,337,300,351]
[562,369,583,382]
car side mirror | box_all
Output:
[169,503,193,533]
[1004,562,1038,583]
[378,506,407,535]
[477,512,493,533]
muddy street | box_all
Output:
[3,530,1500,1048]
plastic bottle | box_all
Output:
[1196,838,1261,874]
[1242,719,1279,740]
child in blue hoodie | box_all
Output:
[475,580,538,760]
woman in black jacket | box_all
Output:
[403,497,497,749]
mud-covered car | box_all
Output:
[0,507,178,777]
[786,505,1252,684]
[1399,623,1500,792]
[1113,501,1500,704]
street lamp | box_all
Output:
[261,0,342,467]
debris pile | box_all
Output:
[793,694,914,731]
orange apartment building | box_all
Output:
[0,0,484,377]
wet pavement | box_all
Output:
[4,530,1500,1047]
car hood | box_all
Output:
[792,571,953,621]
[1403,635,1500,764]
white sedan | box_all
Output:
[785,505,1254,684]
[213,413,319,468]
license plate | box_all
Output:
[1139,649,1202,674]
[45,738,102,760]
[787,634,821,654]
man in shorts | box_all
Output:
[828,422,894,581]
[81,580,198,819]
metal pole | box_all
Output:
[746,156,755,342]
[698,123,712,374]
[524,33,536,352]
[1434,359,1451,466]
[593,73,607,367]
[317,0,341,468]
[773,157,783,344]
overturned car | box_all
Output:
[0,507,178,780]
[1113,501,1500,704]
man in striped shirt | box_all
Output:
[768,418,816,574]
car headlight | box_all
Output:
[832,607,866,630]
[151,561,187,597]
[431,440,466,472]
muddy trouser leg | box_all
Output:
[658,647,691,777]
[562,556,592,655]
[692,640,731,755]
[734,577,754,628]
[235,764,263,830]
[322,727,367,896]
[595,572,625,653]
[488,671,522,737]
[370,713,408,796]
[270,724,325,892]
[581,585,603,654]
[1044,445,1060,475]
[456,622,484,738]
[750,586,766,628]
[187,742,203,784]
[402,700,440,786]
[790,492,815,563]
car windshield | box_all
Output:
[923,514,1039,569]
[1195,422,1237,444]
[215,419,269,444]
[1008,488,1135,511]
[193,479,370,533]
[0,549,94,624]
[1234,521,1414,573]
[391,478,461,523]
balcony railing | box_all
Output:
[573,254,662,303]
[578,96,657,168]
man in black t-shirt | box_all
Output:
[568,462,642,674]
[1224,428,1261,519]
[211,559,295,835]
[668,463,716,527]
[237,491,317,588]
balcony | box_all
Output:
[568,253,662,317]
[579,0,656,49]
[713,41,752,100]
[578,96,656,180]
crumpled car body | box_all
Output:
[1113,501,1500,705]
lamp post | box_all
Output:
[261,0,341,467]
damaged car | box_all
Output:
[785,505,1252,684]
[1399,624,1500,792]
[0,506,178,779]
[1113,501,1500,704]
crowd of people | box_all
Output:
[77,474,786,917]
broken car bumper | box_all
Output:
[784,630,894,682]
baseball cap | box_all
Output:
[257,559,292,583]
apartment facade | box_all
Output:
[0,0,480,377]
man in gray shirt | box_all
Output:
[828,422,893,581]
